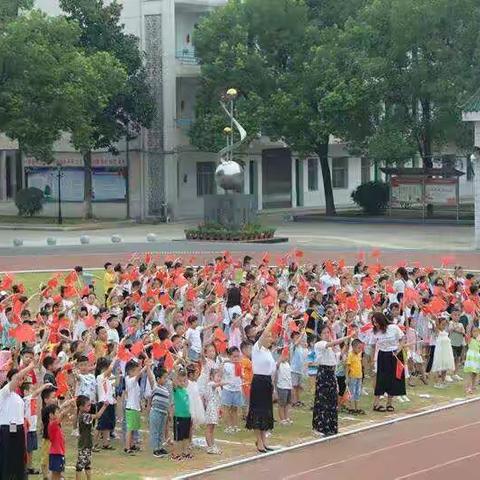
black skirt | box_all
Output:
[312,365,338,436]
[246,374,273,431]
[375,350,406,396]
[0,424,26,480]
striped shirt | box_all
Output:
[151,384,171,413]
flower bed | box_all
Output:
[185,223,276,241]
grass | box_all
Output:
[9,272,478,478]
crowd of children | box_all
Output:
[0,253,480,478]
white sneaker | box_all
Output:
[287,418,294,424]
[279,420,288,426]
[402,395,410,402]
[434,383,446,389]
[71,429,79,437]
[265,431,272,438]
[207,445,222,455]
[397,396,405,403]
[233,426,241,433]
[453,374,463,381]
[362,388,369,396]
[445,375,454,383]
[312,430,324,437]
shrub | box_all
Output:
[185,223,276,241]
[351,181,389,215]
[15,187,45,216]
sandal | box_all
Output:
[373,405,386,412]
[355,409,366,415]
[386,405,395,412]
[102,445,115,450]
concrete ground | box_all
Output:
[0,220,474,251]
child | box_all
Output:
[431,317,455,389]
[204,369,223,454]
[221,346,243,434]
[74,355,97,436]
[346,339,365,415]
[75,395,109,480]
[147,365,171,457]
[306,339,319,397]
[124,359,148,454]
[172,370,192,461]
[40,387,58,480]
[449,308,466,381]
[186,364,206,431]
[276,347,293,425]
[95,357,116,450]
[44,399,76,480]
[240,341,253,413]
[290,332,306,407]
[23,381,53,475]
[42,356,57,387]
[464,327,480,394]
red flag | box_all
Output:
[164,351,174,371]
[10,324,36,342]
[64,271,78,286]
[360,323,373,333]
[429,297,447,314]
[395,357,405,380]
[441,256,455,268]
[371,248,381,259]
[152,342,166,360]
[63,285,77,298]
[298,276,309,296]
[131,341,144,357]
[403,288,420,304]
[281,345,290,358]
[288,320,299,332]
[84,314,96,328]
[117,344,133,362]
[345,296,359,311]
[463,299,477,314]
[338,259,346,269]
[363,293,373,309]
[362,276,374,288]
[214,282,226,298]
[47,276,59,289]
[174,275,188,288]
[234,362,242,377]
[55,370,69,398]
[186,288,197,302]
[357,251,366,262]
[294,249,304,259]
[145,252,152,265]
[261,252,271,265]
[271,316,283,336]
[159,293,173,308]
[0,273,14,290]
[214,328,228,353]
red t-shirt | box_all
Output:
[48,420,65,455]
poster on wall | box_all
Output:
[92,169,126,201]
[424,179,457,206]
[390,177,423,208]
[26,168,84,201]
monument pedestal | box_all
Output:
[204,194,257,230]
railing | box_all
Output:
[175,49,199,65]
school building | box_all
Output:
[0,0,475,220]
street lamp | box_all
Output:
[470,153,480,249]
[56,162,64,225]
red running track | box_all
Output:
[198,401,480,480]
[2,250,480,271]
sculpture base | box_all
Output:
[204,194,257,230]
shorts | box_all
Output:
[26,431,38,453]
[173,416,191,441]
[41,439,51,466]
[452,346,464,360]
[188,348,201,362]
[291,372,304,387]
[97,402,116,431]
[277,388,292,407]
[49,454,65,473]
[125,409,141,431]
[221,389,243,407]
[348,378,362,401]
[75,448,92,472]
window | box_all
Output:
[196,162,215,196]
[332,157,349,189]
[361,157,371,184]
[307,158,318,191]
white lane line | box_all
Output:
[282,420,480,480]
[394,452,480,479]
[172,397,480,480]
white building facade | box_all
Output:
[0,0,474,219]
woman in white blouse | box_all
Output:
[371,312,406,412]
[312,327,351,437]
[0,361,36,479]
[245,312,277,452]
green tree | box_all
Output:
[191,0,368,215]
[59,0,155,218]
[0,0,33,24]
[341,0,480,167]
[0,11,126,166]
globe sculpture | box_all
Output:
[215,160,244,192]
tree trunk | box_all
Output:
[421,99,433,168]
[83,150,93,219]
[316,141,336,216]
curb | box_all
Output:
[172,396,480,480]
[0,221,138,231]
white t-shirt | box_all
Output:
[314,341,337,366]
[222,362,242,392]
[125,375,141,411]
[24,395,38,431]
[252,342,276,376]
[97,372,116,404]
[0,383,25,425]
[373,324,404,352]
[185,326,203,353]
[76,373,97,402]
[276,362,293,390]
[107,327,120,344]
[73,320,87,341]
[320,274,341,293]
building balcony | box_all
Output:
[176,49,198,65]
